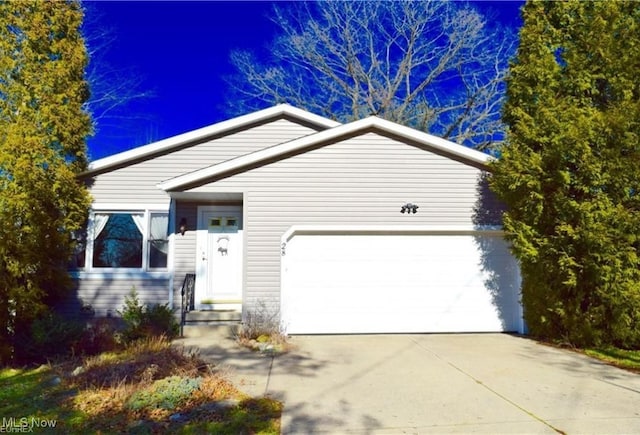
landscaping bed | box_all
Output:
[0,336,281,434]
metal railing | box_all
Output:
[180,273,196,336]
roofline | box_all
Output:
[158,116,493,192]
[81,104,341,177]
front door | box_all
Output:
[195,206,243,310]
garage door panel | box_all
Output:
[281,233,521,334]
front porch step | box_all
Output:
[181,310,242,338]
[181,323,240,339]
[184,310,242,323]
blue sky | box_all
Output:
[84,1,524,162]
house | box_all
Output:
[72,104,524,334]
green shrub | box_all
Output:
[75,317,121,355]
[17,312,85,362]
[118,288,179,343]
[127,376,202,410]
[490,1,640,348]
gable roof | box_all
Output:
[158,115,493,192]
[82,104,341,177]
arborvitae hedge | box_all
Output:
[491,1,640,348]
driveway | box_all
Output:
[178,330,640,434]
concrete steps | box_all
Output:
[181,310,242,338]
[185,310,242,323]
[181,323,240,338]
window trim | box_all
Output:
[82,207,170,272]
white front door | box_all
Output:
[195,206,243,310]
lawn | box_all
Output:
[585,347,640,373]
[0,337,280,434]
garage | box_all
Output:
[281,229,523,334]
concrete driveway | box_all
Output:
[179,330,640,434]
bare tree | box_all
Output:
[81,4,154,140]
[227,1,516,151]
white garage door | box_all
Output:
[281,232,522,334]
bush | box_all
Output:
[237,300,283,341]
[75,317,121,355]
[235,300,289,353]
[14,311,124,363]
[126,376,202,411]
[118,288,179,343]
[16,312,85,362]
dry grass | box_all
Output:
[235,301,293,354]
[63,335,206,389]
[236,332,295,354]
[37,335,281,433]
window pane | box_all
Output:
[93,214,143,268]
[149,213,169,269]
[69,228,87,269]
[149,240,168,268]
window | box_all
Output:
[93,213,143,268]
[148,212,169,269]
[84,210,169,270]
[208,217,239,233]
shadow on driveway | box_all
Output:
[177,330,640,434]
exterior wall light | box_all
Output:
[179,217,188,236]
[401,203,419,214]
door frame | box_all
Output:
[195,205,243,310]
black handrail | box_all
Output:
[180,273,196,337]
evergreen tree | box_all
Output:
[491,1,640,347]
[0,0,92,362]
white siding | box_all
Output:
[172,202,198,307]
[87,119,318,204]
[68,277,170,317]
[78,118,318,314]
[186,132,500,310]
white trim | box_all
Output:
[70,271,171,280]
[84,208,170,273]
[166,192,244,201]
[91,203,169,211]
[83,104,340,176]
[167,199,177,309]
[281,225,504,245]
[241,194,248,320]
[158,116,493,192]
